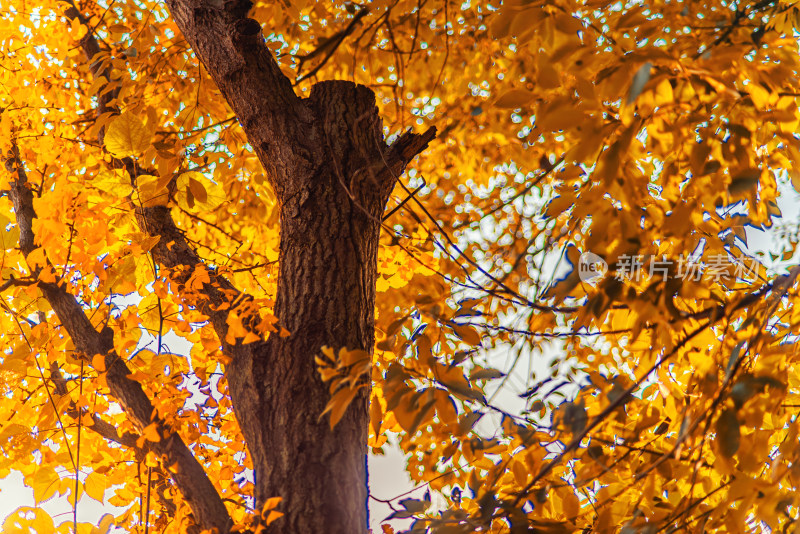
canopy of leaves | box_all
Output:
[2,0,800,532]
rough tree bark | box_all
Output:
[152,1,436,533]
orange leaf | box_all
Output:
[494,89,535,108]
[143,423,161,443]
[265,511,283,525]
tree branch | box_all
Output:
[62,0,119,143]
[49,362,200,533]
[4,149,233,533]
[379,126,437,187]
[294,7,370,84]
[49,362,139,449]
[133,204,269,347]
[59,0,253,362]
[164,0,312,199]
[54,8,264,526]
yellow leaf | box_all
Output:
[140,235,161,253]
[176,171,224,210]
[38,265,56,284]
[790,168,800,193]
[29,466,60,502]
[26,247,47,270]
[716,408,740,458]
[84,471,106,502]
[104,112,151,157]
[376,276,391,292]
[94,169,133,197]
[561,490,580,519]
[370,394,383,436]
[392,393,418,433]
[92,514,115,534]
[690,142,712,176]
[748,82,771,109]
[490,8,515,39]
[512,459,528,486]
[453,324,481,346]
[81,411,94,427]
[242,331,261,344]
[88,75,109,97]
[317,364,339,382]
[494,89,535,108]
[4,507,55,533]
[537,104,586,132]
[376,336,395,352]
[537,55,560,90]
[434,389,457,425]
[107,24,130,34]
[728,169,760,195]
[136,174,169,207]
[339,347,370,367]
[320,346,336,362]
[654,78,673,107]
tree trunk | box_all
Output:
[159,3,435,532]
[226,82,386,533]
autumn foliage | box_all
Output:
[2,0,800,532]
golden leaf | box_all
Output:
[142,423,161,442]
[728,169,760,195]
[136,174,169,207]
[84,471,107,503]
[104,112,151,157]
[262,496,282,511]
[453,324,481,346]
[323,386,361,429]
[265,511,284,525]
[188,176,208,204]
[370,394,383,436]
[494,89,535,108]
[91,353,107,373]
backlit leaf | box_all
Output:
[104,112,151,157]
